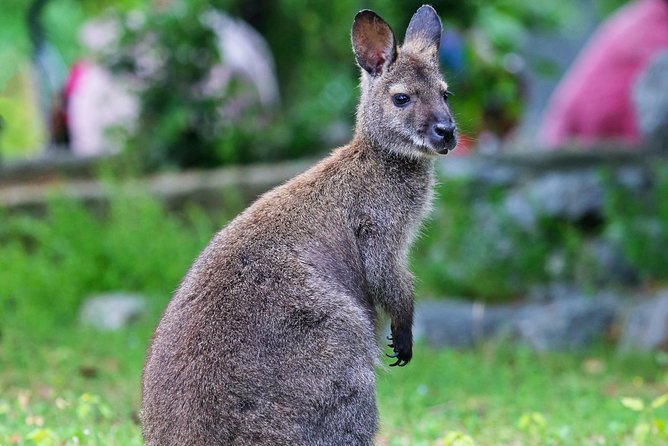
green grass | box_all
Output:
[377,346,668,445]
[2,181,668,445]
[2,325,667,445]
[0,327,148,446]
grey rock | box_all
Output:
[503,169,604,227]
[615,166,648,191]
[414,300,515,348]
[491,163,648,234]
[470,202,517,257]
[437,156,480,181]
[634,51,668,150]
[414,294,622,351]
[503,192,537,230]
[512,297,619,351]
[619,289,668,352]
[526,282,581,302]
[437,157,518,187]
[475,163,519,187]
[585,238,638,286]
[79,293,148,331]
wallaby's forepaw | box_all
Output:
[386,329,412,367]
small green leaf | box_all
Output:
[99,403,113,419]
[634,421,650,442]
[653,418,667,436]
[27,428,56,446]
[621,397,645,411]
[531,412,547,427]
[518,411,547,430]
[443,431,476,446]
[651,394,668,409]
[77,403,91,420]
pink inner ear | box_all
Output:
[370,53,385,68]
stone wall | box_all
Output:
[0,154,315,214]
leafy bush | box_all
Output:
[603,166,668,283]
[106,0,277,169]
[2,0,577,163]
[6,163,667,334]
[0,187,219,333]
[412,177,590,301]
[231,0,574,144]
[98,0,575,169]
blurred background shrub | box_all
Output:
[1,0,620,169]
[0,185,220,332]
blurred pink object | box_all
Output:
[64,61,88,99]
[539,0,668,149]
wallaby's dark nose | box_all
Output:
[430,121,456,144]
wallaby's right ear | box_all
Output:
[351,10,397,77]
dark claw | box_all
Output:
[387,327,411,366]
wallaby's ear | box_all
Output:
[352,10,397,77]
[404,5,442,56]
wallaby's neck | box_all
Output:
[351,130,435,175]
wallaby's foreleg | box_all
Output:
[362,245,414,366]
[381,267,414,366]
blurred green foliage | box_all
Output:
[412,176,601,301]
[110,0,230,168]
[4,165,667,335]
[114,0,578,169]
[3,0,584,166]
[0,187,218,333]
[411,164,668,301]
[604,167,668,284]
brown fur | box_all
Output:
[141,5,456,445]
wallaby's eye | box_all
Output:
[442,90,452,102]
[392,93,410,107]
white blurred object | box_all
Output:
[79,292,147,331]
[203,11,280,107]
[67,62,138,156]
[79,17,120,54]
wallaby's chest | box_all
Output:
[353,159,434,246]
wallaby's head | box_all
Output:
[352,5,457,157]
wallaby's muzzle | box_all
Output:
[431,118,458,153]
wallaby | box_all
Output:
[141,5,457,445]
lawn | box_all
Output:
[1,187,667,445]
[1,322,666,445]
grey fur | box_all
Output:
[141,5,456,445]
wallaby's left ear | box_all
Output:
[352,10,397,77]
[404,5,442,56]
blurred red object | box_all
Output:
[452,133,474,156]
[539,0,668,149]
